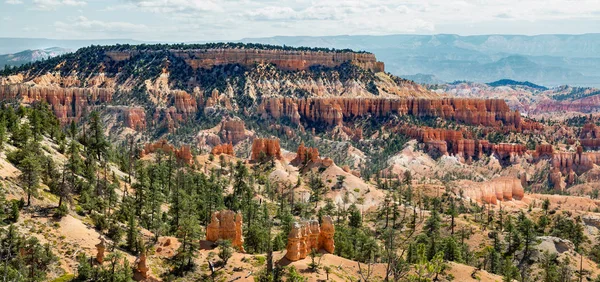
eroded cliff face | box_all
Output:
[257,97,536,130]
[0,84,114,123]
[458,177,525,205]
[122,107,146,131]
[531,95,600,115]
[107,49,385,72]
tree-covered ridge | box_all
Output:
[486,79,548,91]
[551,86,600,101]
[1,42,371,77]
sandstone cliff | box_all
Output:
[258,97,536,130]
[458,177,525,205]
[107,48,385,72]
[0,84,113,123]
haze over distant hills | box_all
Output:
[239,34,600,87]
[2,34,600,87]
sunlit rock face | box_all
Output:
[285,216,335,261]
[459,177,525,205]
[251,138,282,161]
[206,210,245,251]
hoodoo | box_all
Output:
[285,216,335,261]
[206,210,245,251]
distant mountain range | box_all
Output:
[0,47,72,68]
[239,34,600,87]
[2,34,600,87]
[0,38,145,55]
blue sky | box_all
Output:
[1,0,600,41]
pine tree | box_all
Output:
[126,211,139,254]
[424,204,441,260]
[19,153,42,206]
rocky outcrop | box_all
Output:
[459,177,525,205]
[136,252,149,278]
[206,210,244,251]
[106,48,385,72]
[292,142,320,165]
[219,119,248,145]
[251,138,282,161]
[579,123,600,150]
[319,216,335,254]
[122,107,146,131]
[258,97,538,130]
[95,237,106,264]
[141,140,193,165]
[534,144,554,159]
[552,149,600,176]
[172,90,198,117]
[493,143,527,163]
[211,143,234,156]
[401,126,526,162]
[536,236,575,255]
[285,216,335,261]
[0,84,113,124]
[173,49,385,72]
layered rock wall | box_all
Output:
[107,49,384,72]
[401,126,526,162]
[258,97,536,130]
[0,84,114,123]
[220,119,247,145]
[459,177,525,205]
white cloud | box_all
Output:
[54,16,147,35]
[33,0,86,11]
[126,0,222,14]
[5,0,23,4]
[7,0,600,41]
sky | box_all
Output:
[1,0,600,41]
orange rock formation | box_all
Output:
[285,216,335,261]
[251,138,282,161]
[107,49,385,72]
[258,97,537,130]
[95,237,107,264]
[211,143,234,156]
[122,107,146,131]
[292,142,320,164]
[136,252,149,278]
[141,140,193,165]
[460,177,525,205]
[206,210,245,252]
[220,119,247,145]
[0,85,113,124]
